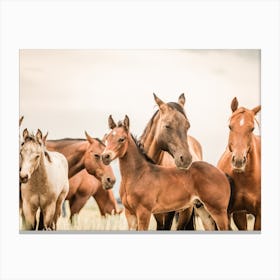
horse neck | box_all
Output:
[94,186,117,216]
[119,134,149,179]
[140,113,163,163]
[31,150,48,185]
[47,140,87,178]
[246,135,261,173]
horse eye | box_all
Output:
[228,125,232,130]
[118,137,125,143]
[94,154,100,160]
[35,155,40,160]
[251,127,255,132]
[165,125,171,129]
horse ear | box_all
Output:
[123,115,130,131]
[108,115,116,129]
[153,93,165,107]
[23,128,29,140]
[42,132,48,145]
[85,131,94,144]
[19,116,24,127]
[36,129,43,143]
[231,97,239,112]
[252,105,261,115]
[178,93,185,107]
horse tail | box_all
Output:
[225,173,235,213]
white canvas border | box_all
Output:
[0,1,279,280]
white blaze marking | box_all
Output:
[239,118,244,126]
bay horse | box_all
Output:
[102,115,231,231]
[67,169,122,223]
[20,129,69,230]
[140,93,210,230]
[217,97,261,230]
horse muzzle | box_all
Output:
[101,152,113,165]
[174,154,192,170]
[102,176,116,190]
[231,155,247,172]
[20,174,29,183]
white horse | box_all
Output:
[20,129,69,230]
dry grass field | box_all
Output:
[20,197,254,231]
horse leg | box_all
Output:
[194,204,217,231]
[125,208,137,230]
[42,202,56,230]
[254,210,261,230]
[176,207,195,230]
[204,204,229,230]
[22,201,37,230]
[136,208,152,231]
[154,212,175,230]
[232,212,247,230]
[69,193,90,225]
[53,191,68,230]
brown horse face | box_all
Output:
[155,100,192,169]
[19,129,43,183]
[84,133,116,190]
[102,115,129,165]
[228,98,261,172]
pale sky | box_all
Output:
[20,49,260,196]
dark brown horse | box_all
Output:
[217,97,261,230]
[140,94,204,230]
[102,115,231,231]
[67,169,122,223]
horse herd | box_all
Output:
[19,93,261,231]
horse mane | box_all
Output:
[140,101,187,142]
[130,134,156,164]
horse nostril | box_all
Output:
[180,156,184,162]
[20,175,28,183]
[107,177,111,183]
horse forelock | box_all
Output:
[167,102,187,118]
[140,101,188,143]
[229,107,260,129]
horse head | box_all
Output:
[19,129,44,183]
[153,93,192,169]
[84,131,116,190]
[102,115,130,165]
[228,97,261,172]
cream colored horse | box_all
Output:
[20,129,69,230]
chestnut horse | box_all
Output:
[217,97,261,230]
[140,94,208,230]
[46,132,116,187]
[20,129,69,230]
[102,115,231,231]
[67,169,122,223]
